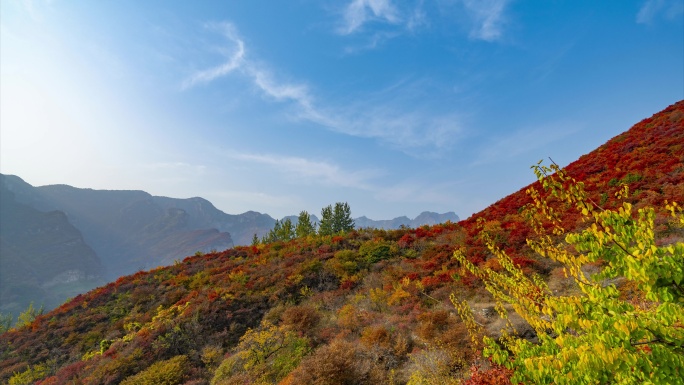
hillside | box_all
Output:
[0,187,104,317]
[1,101,682,384]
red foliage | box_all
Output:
[459,272,480,288]
[207,290,220,302]
[340,279,356,290]
[463,363,513,385]
[511,256,534,268]
[414,227,430,238]
[397,233,414,248]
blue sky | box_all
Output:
[1,0,682,220]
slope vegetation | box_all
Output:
[1,101,682,384]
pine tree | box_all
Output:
[295,211,316,238]
[333,202,355,233]
[318,205,334,236]
[277,218,295,241]
[251,233,260,246]
[262,219,282,243]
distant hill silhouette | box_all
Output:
[0,180,104,317]
[354,211,459,229]
[282,211,459,230]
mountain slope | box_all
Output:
[0,182,104,317]
[0,101,682,384]
[0,179,251,280]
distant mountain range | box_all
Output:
[282,211,459,230]
[0,174,457,315]
[0,186,103,317]
[355,211,459,229]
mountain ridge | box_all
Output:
[0,174,459,317]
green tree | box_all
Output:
[263,219,282,243]
[251,233,260,246]
[319,202,355,235]
[276,218,295,241]
[453,162,684,384]
[15,302,43,329]
[295,210,316,238]
[333,202,355,233]
[318,205,334,236]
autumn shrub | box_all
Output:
[119,355,189,385]
[335,303,357,330]
[281,304,321,338]
[8,361,52,385]
[406,347,463,385]
[325,250,364,278]
[416,309,451,342]
[201,344,223,370]
[462,363,512,385]
[211,321,309,385]
[287,339,369,385]
[398,233,415,248]
[359,239,394,264]
[360,324,392,349]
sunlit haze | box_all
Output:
[1,0,682,219]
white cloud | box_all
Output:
[249,67,312,106]
[340,0,401,34]
[637,0,684,24]
[460,0,511,42]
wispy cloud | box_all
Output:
[181,23,245,89]
[340,0,401,34]
[183,23,464,155]
[306,105,463,155]
[182,22,313,112]
[335,0,430,52]
[636,0,684,24]
[459,0,511,42]
[228,152,381,189]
